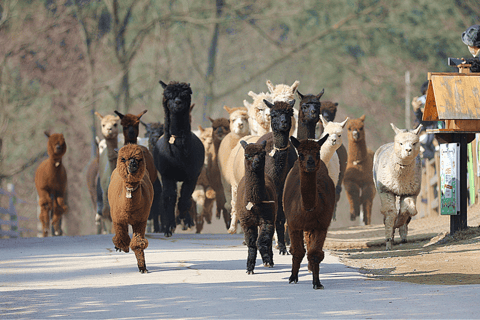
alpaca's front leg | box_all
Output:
[361,183,376,225]
[398,196,417,243]
[162,178,177,237]
[131,222,149,273]
[244,225,258,274]
[112,221,130,253]
[178,179,197,228]
[344,180,361,221]
[288,230,305,284]
[37,190,52,237]
[380,191,396,250]
[305,229,327,289]
[257,220,275,268]
[52,193,67,236]
[228,185,238,234]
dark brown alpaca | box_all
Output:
[283,136,334,289]
[35,131,68,237]
[108,144,154,273]
[236,140,277,274]
[344,115,376,225]
[207,116,231,228]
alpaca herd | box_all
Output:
[35,77,425,288]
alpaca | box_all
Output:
[95,112,120,234]
[344,115,376,225]
[35,131,68,237]
[236,140,277,274]
[154,80,205,236]
[141,120,165,233]
[266,79,300,136]
[108,144,154,273]
[207,116,231,228]
[283,136,335,289]
[319,115,349,187]
[296,89,324,140]
[243,91,273,137]
[318,101,339,133]
[373,124,423,250]
[255,99,296,255]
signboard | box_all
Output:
[440,143,460,215]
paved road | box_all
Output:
[0,234,478,319]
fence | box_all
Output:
[0,184,29,238]
[417,153,440,218]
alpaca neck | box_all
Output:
[105,136,118,166]
[320,144,338,164]
[300,170,317,211]
[349,139,367,162]
[244,169,267,203]
[272,129,289,149]
[168,111,191,137]
[48,156,63,167]
[213,138,222,153]
[297,118,316,140]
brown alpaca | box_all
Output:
[35,131,68,237]
[108,144,154,273]
[236,140,277,274]
[343,115,376,225]
[283,136,334,289]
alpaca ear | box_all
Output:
[247,91,258,99]
[334,102,339,106]
[95,136,100,144]
[290,136,300,149]
[266,80,274,93]
[208,116,214,123]
[240,140,248,149]
[114,110,125,119]
[263,99,274,109]
[190,103,195,112]
[140,120,148,129]
[94,111,103,120]
[198,125,204,132]
[44,131,51,138]
[137,110,147,119]
[317,133,329,148]
[316,88,325,100]
[290,80,300,93]
[412,124,423,135]
[360,114,366,122]
[340,117,349,128]
[224,106,232,114]
[320,115,329,127]
[390,123,401,135]
[297,90,304,100]
[159,80,167,89]
[243,100,253,109]
[288,99,295,108]
[260,140,267,150]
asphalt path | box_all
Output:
[1,234,478,319]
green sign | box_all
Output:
[440,143,460,215]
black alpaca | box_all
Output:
[296,89,324,140]
[154,81,205,236]
[256,99,296,255]
[236,140,277,274]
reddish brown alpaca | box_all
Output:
[35,131,68,237]
[109,144,154,273]
[343,115,376,225]
[283,136,334,289]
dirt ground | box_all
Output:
[325,203,480,285]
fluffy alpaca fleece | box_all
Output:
[344,115,376,225]
[283,136,335,289]
[236,140,277,274]
[266,80,300,136]
[35,132,68,237]
[373,124,423,250]
[319,115,349,185]
[243,91,273,137]
[109,144,154,273]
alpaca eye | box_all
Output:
[114,124,117,127]
[121,158,126,162]
[299,154,304,161]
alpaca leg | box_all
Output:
[380,191,397,250]
[96,177,104,234]
[52,193,67,236]
[257,221,275,268]
[244,225,258,274]
[161,178,177,237]
[178,179,197,228]
[306,229,327,289]
[399,196,416,243]
[38,190,52,237]
[130,222,149,273]
[361,183,376,225]
[112,222,130,253]
[203,189,215,224]
[344,181,361,221]
[288,230,305,284]
[228,184,239,234]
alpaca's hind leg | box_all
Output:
[161,178,177,237]
[288,230,305,284]
[361,183,376,225]
[130,222,149,273]
[305,229,327,289]
[178,179,197,228]
[344,181,361,221]
[244,225,258,274]
[258,221,275,268]
[112,222,130,253]
[38,190,52,237]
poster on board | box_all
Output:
[440,143,460,215]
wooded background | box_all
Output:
[1,0,479,236]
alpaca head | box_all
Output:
[116,144,147,184]
[263,99,295,133]
[266,80,300,103]
[95,112,120,139]
[320,116,349,150]
[208,117,230,142]
[198,125,214,152]
[160,80,192,114]
[224,106,249,135]
[240,140,267,172]
[290,135,329,173]
[391,123,423,163]
[346,115,366,143]
[244,91,273,135]
[115,110,147,144]
[297,89,324,125]
[141,121,164,150]
[319,101,339,122]
[44,131,67,160]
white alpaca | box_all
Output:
[373,124,423,250]
[319,115,349,185]
[243,91,273,137]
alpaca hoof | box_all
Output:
[313,282,324,290]
[289,274,298,284]
[246,270,254,275]
[228,226,237,234]
[385,240,393,251]
[350,213,356,221]
[401,239,407,244]
[278,245,288,255]
[139,268,148,274]
[54,229,63,236]
[263,262,274,268]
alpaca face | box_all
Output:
[115,111,147,144]
[321,116,348,149]
[299,94,322,124]
[162,82,192,114]
[264,100,294,133]
[241,141,267,172]
[99,115,120,139]
[199,127,214,165]
[266,80,299,104]
[142,122,164,149]
[320,101,338,122]
[229,110,249,135]
[209,117,230,141]
[245,91,273,134]
[47,133,67,157]
[391,124,422,163]
[347,115,366,142]
[291,136,328,173]
[117,144,146,183]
